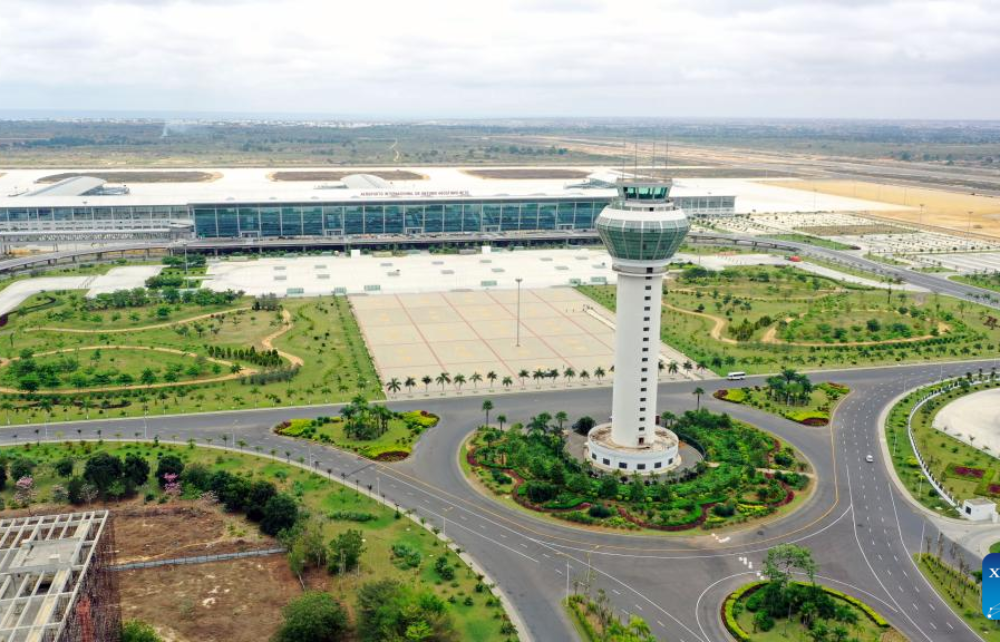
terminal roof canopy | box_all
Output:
[24,176,106,198]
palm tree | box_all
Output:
[657,361,665,378]
[563,367,576,385]
[555,411,568,432]
[482,399,494,426]
[693,387,705,411]
[532,369,546,388]
[518,369,529,387]
[486,371,498,389]
[594,366,606,383]
[496,414,507,431]
[387,377,402,396]
[668,361,679,375]
[422,375,433,393]
[453,373,467,391]
[436,372,451,391]
[502,376,513,389]
[579,370,590,384]
[404,376,416,395]
[470,372,483,389]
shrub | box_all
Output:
[328,529,365,574]
[588,504,613,519]
[271,592,347,642]
[260,494,299,536]
[434,555,455,581]
[121,619,163,642]
[155,454,184,487]
[329,510,376,522]
[54,457,75,478]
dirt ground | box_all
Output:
[114,502,294,642]
[769,179,1000,239]
[119,555,299,642]
[461,168,591,179]
[268,170,425,181]
[114,503,275,564]
[36,171,220,183]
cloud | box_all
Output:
[0,0,997,118]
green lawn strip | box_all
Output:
[0,440,511,642]
[884,376,1000,517]
[275,408,439,460]
[864,252,911,267]
[799,255,889,282]
[579,264,1000,375]
[766,233,858,251]
[0,294,383,424]
[726,581,896,641]
[465,410,810,536]
[715,379,850,426]
[915,553,1000,641]
[952,274,1000,295]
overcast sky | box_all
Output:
[1,0,998,120]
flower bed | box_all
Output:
[946,464,986,479]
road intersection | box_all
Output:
[2,361,996,641]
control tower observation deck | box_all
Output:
[586,177,690,475]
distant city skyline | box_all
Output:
[1,0,998,120]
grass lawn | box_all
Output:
[884,376,1000,517]
[766,233,858,251]
[579,265,1000,375]
[915,553,1000,641]
[0,439,512,642]
[0,346,224,391]
[0,290,381,424]
[715,381,850,426]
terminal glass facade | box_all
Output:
[191,195,734,238]
[0,205,189,232]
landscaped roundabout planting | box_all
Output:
[722,545,903,641]
[275,396,439,461]
[579,264,1000,375]
[713,369,850,426]
[465,409,812,534]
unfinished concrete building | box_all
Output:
[0,511,119,642]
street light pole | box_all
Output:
[515,278,523,348]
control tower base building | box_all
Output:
[585,177,690,475]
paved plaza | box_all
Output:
[352,287,701,390]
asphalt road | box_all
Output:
[3,361,997,642]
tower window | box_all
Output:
[619,462,628,469]
[645,285,652,291]
[644,296,651,301]
[637,463,646,470]
[603,458,610,466]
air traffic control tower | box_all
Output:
[586,176,690,474]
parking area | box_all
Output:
[352,287,617,386]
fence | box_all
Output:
[113,547,286,572]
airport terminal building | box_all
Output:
[0,171,736,243]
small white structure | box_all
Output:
[962,497,998,522]
[585,176,689,475]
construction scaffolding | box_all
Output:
[0,511,120,642]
